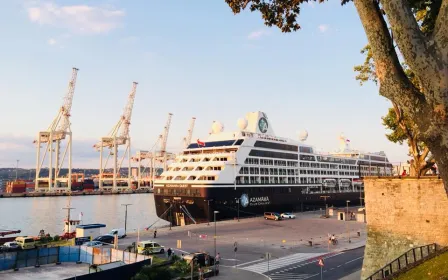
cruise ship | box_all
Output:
[153,111,393,226]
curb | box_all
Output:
[339,245,366,253]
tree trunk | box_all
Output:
[354,0,448,194]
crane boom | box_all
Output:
[57,67,79,132]
[160,113,173,156]
[120,82,138,139]
[183,117,196,148]
[93,82,138,150]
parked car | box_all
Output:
[93,235,114,244]
[83,241,103,247]
[137,241,165,254]
[281,212,296,219]
[1,241,20,251]
[182,252,215,267]
[109,228,126,239]
[264,212,282,221]
[75,237,91,245]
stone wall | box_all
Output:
[361,177,448,279]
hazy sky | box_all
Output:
[0,0,408,168]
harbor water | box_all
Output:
[0,193,168,236]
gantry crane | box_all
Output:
[34,67,79,192]
[132,113,175,189]
[182,117,196,149]
[94,82,138,190]
[158,113,173,171]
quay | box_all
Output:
[119,209,367,279]
[0,189,153,198]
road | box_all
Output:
[251,247,365,280]
[112,211,366,279]
[116,211,366,265]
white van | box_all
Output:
[109,228,126,238]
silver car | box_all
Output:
[281,212,296,219]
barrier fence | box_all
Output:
[365,243,439,280]
[0,246,151,271]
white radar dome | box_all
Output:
[212,121,224,134]
[298,130,308,141]
[237,118,248,130]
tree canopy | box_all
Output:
[224,0,448,187]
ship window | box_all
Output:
[299,146,313,153]
[254,141,298,152]
[299,154,315,161]
[249,149,298,160]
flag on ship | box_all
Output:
[197,139,205,147]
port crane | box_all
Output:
[182,117,196,149]
[34,68,79,192]
[94,82,138,190]
[132,113,176,189]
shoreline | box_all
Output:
[0,189,153,198]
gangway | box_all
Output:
[180,205,197,224]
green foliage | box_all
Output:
[171,254,181,262]
[381,107,410,145]
[132,265,172,280]
[53,235,60,242]
[225,0,303,32]
[172,259,191,275]
[224,0,442,34]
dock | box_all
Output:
[0,188,153,198]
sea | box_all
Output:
[0,193,168,236]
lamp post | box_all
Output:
[214,210,219,275]
[235,197,240,222]
[15,160,19,180]
[169,202,173,230]
[346,200,351,243]
[121,203,132,236]
[204,199,213,226]
[320,196,330,217]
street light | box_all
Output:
[15,160,19,180]
[204,199,213,226]
[214,210,219,275]
[346,200,351,243]
[235,197,240,222]
[320,195,330,217]
[121,203,132,236]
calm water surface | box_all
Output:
[0,194,168,236]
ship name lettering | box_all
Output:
[166,184,188,188]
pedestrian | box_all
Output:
[215,252,220,267]
[154,229,157,239]
[167,248,172,258]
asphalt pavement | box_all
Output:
[114,211,366,279]
[263,247,365,280]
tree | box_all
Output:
[224,0,448,191]
[382,104,435,176]
[353,1,438,176]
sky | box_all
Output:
[0,0,409,169]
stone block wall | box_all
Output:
[361,177,448,279]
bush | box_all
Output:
[53,235,60,242]
[171,254,180,262]
[132,265,172,280]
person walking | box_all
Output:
[167,248,172,258]
[153,229,157,239]
[215,252,221,268]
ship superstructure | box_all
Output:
[153,111,393,226]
